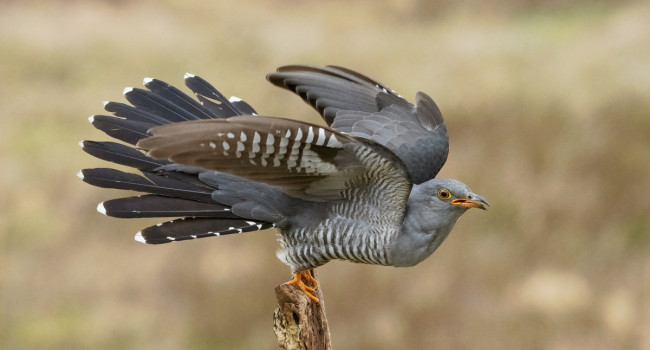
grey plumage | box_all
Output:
[80,65,487,278]
[267,65,449,184]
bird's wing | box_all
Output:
[137,116,412,211]
[267,65,448,184]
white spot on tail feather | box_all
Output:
[97,202,107,215]
[295,128,303,141]
[76,171,84,180]
[134,232,146,243]
[227,132,235,139]
[143,77,154,85]
[229,96,242,102]
[266,134,275,146]
[123,87,133,95]
[306,127,314,143]
[222,141,230,150]
[184,72,195,79]
[88,116,94,124]
[240,132,247,142]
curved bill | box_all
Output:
[451,193,489,210]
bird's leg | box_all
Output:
[285,270,320,303]
[302,270,319,289]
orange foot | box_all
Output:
[285,270,320,303]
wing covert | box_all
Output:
[137,116,412,205]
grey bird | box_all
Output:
[79,65,488,302]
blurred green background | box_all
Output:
[1,0,648,349]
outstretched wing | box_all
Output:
[138,116,412,222]
[267,65,448,184]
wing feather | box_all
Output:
[267,65,449,183]
[137,116,411,203]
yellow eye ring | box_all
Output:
[437,188,452,201]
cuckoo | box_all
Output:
[79,65,488,302]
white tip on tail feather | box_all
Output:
[229,96,242,102]
[134,232,146,244]
[143,77,154,84]
[97,202,107,215]
[184,72,195,79]
[76,171,84,179]
[88,115,94,123]
[123,87,133,95]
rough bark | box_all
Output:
[273,270,331,350]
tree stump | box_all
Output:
[273,270,331,350]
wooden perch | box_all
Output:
[273,270,331,350]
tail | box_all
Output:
[79,74,277,244]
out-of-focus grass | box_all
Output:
[1,0,648,349]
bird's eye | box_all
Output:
[437,188,452,201]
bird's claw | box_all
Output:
[285,270,320,303]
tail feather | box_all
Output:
[103,101,170,125]
[184,74,257,117]
[101,194,237,218]
[79,168,214,202]
[136,217,275,244]
[123,87,200,123]
[89,115,154,145]
[82,73,276,245]
[81,140,165,171]
[228,97,257,116]
[144,78,219,120]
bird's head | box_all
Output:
[412,178,489,214]
[392,178,488,267]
